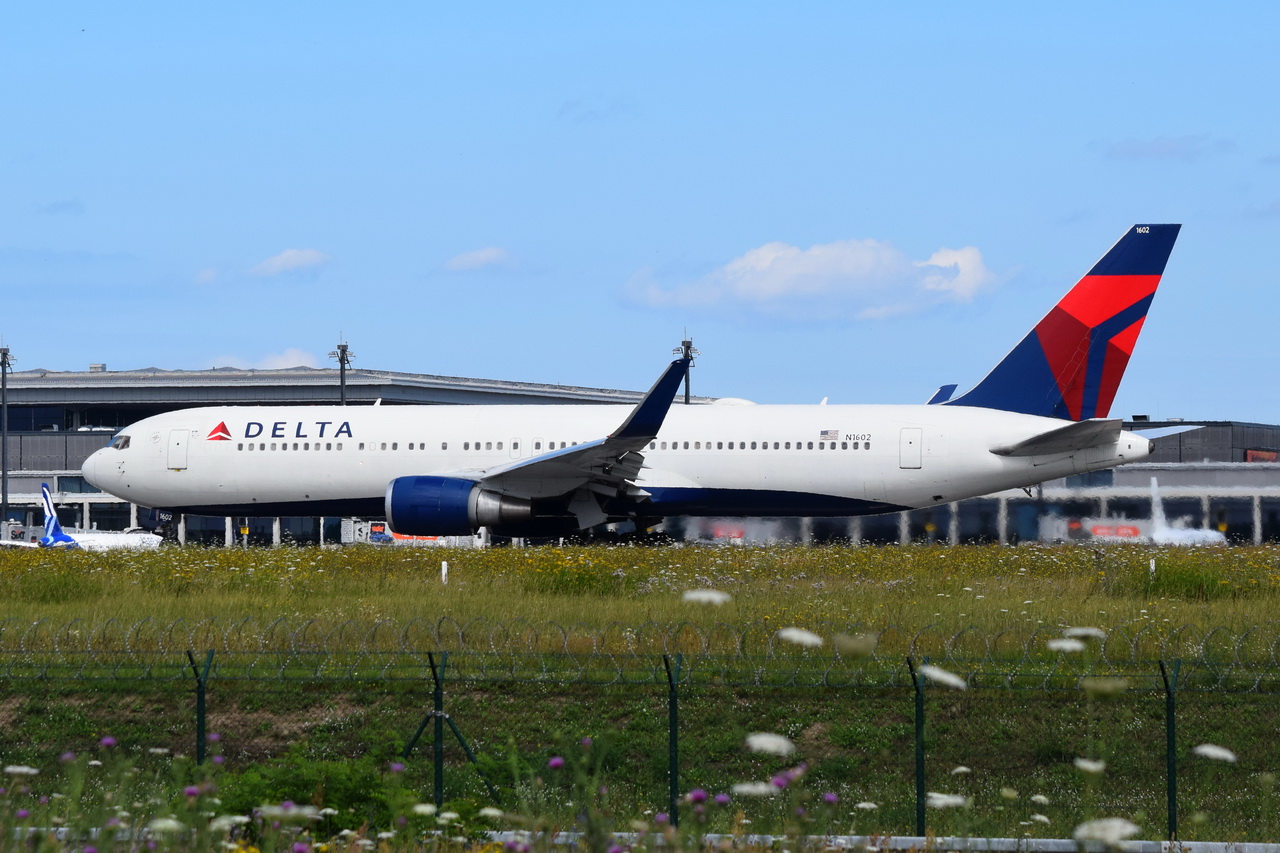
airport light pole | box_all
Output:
[1,346,11,525]
[328,340,355,406]
[672,337,699,404]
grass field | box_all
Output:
[2,542,1279,846]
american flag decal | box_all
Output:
[819,429,838,441]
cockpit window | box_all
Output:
[110,434,131,450]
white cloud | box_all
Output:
[251,248,331,276]
[213,348,321,370]
[444,247,511,272]
[628,236,996,319]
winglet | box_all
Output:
[945,224,1181,420]
[610,358,691,440]
[927,384,958,405]
[39,483,78,548]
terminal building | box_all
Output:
[3,364,1279,545]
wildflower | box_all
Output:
[88,760,103,767]
[744,731,795,756]
[1030,794,1050,805]
[388,761,405,773]
[1193,743,1237,763]
[207,732,222,742]
[1031,814,1051,824]
[548,756,566,770]
[926,792,971,809]
[683,589,731,605]
[16,809,30,819]
[293,843,310,853]
[731,781,778,797]
[148,748,170,756]
[1000,787,1019,800]
[1073,817,1140,845]
[4,766,39,776]
[318,808,339,817]
[1047,638,1086,653]
[412,804,437,817]
[60,752,76,763]
[919,664,967,689]
[654,813,669,824]
[1082,676,1129,697]
[1064,626,1106,640]
[950,765,971,775]
[686,789,707,804]
[770,774,789,789]
[1074,757,1106,775]
[100,736,117,747]
[147,817,185,834]
[855,802,878,810]
[209,815,251,834]
[184,786,201,797]
[777,627,823,647]
[714,793,731,806]
[439,811,460,822]
[822,792,839,805]
[479,807,504,819]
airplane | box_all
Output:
[11,483,165,551]
[1150,477,1227,546]
[82,224,1181,539]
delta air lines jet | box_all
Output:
[82,225,1181,538]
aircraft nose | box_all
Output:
[82,448,109,489]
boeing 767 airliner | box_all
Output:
[83,225,1180,538]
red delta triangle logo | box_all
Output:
[207,422,233,441]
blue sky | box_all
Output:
[4,4,1278,422]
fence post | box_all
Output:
[1160,658,1181,841]
[663,654,683,828]
[185,650,214,765]
[907,656,926,837]
[430,651,448,807]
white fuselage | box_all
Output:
[82,401,1152,521]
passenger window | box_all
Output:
[694,441,701,449]
[773,442,780,450]
[359,443,366,451]
[864,442,871,450]
[464,442,470,450]
[513,441,519,450]
[785,442,791,449]
[660,441,667,450]
[326,443,332,451]
[717,442,723,450]
[238,443,244,451]
[807,442,814,449]
[336,442,343,450]
[485,441,492,450]
[683,441,689,450]
[245,443,252,451]
[408,442,414,450]
[750,441,757,450]
[442,442,448,450]
[392,443,398,450]
[271,443,277,451]
[841,442,848,450]
[381,442,387,451]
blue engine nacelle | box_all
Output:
[385,476,535,536]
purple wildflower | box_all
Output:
[85,847,97,853]
[39,796,48,804]
[16,809,29,819]
[389,761,405,773]
[714,793,731,806]
[608,846,624,853]
[293,843,310,853]
[823,792,839,805]
[100,736,117,747]
[581,737,593,749]
[654,813,669,824]
[282,801,295,811]
[771,774,789,789]
[60,751,76,764]
[184,786,200,797]
[547,756,565,770]
[687,788,707,804]
[212,755,225,765]
[207,732,222,743]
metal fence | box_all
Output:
[2,619,1279,842]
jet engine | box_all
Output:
[385,476,534,536]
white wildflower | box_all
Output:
[147,748,170,756]
[926,792,971,809]
[776,627,824,647]
[3,766,39,776]
[1073,817,1140,845]
[147,817,185,834]
[1074,757,1107,775]
[478,806,504,819]
[855,801,879,810]
[950,765,971,775]
[731,781,779,797]
[1031,794,1050,805]
[412,803,437,816]
[377,831,396,839]
[318,807,339,816]
[746,732,796,756]
[1064,627,1106,640]
[1000,787,1019,800]
[1047,638,1086,653]
[683,589,731,605]
[209,815,251,834]
[1031,814,1051,824]
[1192,743,1237,763]
[919,664,967,689]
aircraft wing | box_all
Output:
[465,358,691,523]
[990,418,1122,457]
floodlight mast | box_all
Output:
[1,346,11,525]
[671,337,699,404]
[328,340,355,406]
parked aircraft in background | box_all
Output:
[1149,477,1228,546]
[30,484,163,551]
[82,225,1181,539]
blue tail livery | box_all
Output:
[944,224,1180,421]
[39,483,79,548]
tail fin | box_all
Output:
[39,484,78,548]
[1150,476,1170,536]
[945,224,1180,420]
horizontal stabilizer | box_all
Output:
[991,418,1121,457]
